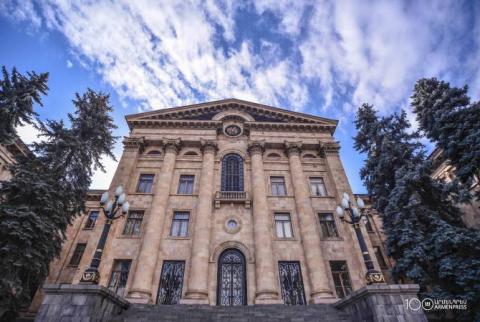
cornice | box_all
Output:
[128,119,222,130]
[319,141,341,156]
[244,122,336,134]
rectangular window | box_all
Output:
[108,260,131,297]
[275,213,293,238]
[374,246,388,269]
[364,215,374,232]
[84,211,99,229]
[278,261,306,305]
[319,213,339,238]
[330,261,353,299]
[123,211,144,236]
[170,211,190,237]
[68,243,86,267]
[136,174,154,193]
[177,175,194,194]
[309,177,327,196]
[157,261,185,304]
[271,176,287,196]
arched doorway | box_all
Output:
[217,248,247,306]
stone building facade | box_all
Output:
[34,99,390,309]
[0,138,31,181]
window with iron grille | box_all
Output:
[177,175,194,194]
[68,243,86,267]
[318,213,339,238]
[330,261,352,298]
[157,261,185,304]
[271,176,287,196]
[136,174,154,193]
[221,154,244,191]
[374,246,388,269]
[108,260,131,297]
[123,211,144,236]
[275,213,293,238]
[278,261,306,305]
[171,212,190,237]
[84,211,99,229]
[309,177,327,196]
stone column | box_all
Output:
[109,137,144,190]
[127,138,181,303]
[285,141,334,303]
[181,140,217,304]
[248,141,282,304]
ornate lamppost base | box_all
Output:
[366,270,385,284]
[80,268,100,284]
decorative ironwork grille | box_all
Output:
[157,261,185,305]
[278,261,306,305]
[221,154,244,192]
[217,249,246,306]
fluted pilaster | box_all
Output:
[248,140,281,304]
[285,141,334,303]
[182,140,218,304]
[127,138,182,303]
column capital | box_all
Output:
[123,136,145,152]
[162,138,182,155]
[319,141,340,157]
[200,139,218,155]
[247,140,265,156]
[284,141,302,156]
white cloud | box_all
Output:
[90,147,120,190]
[66,59,73,68]
[2,0,478,116]
[16,122,41,145]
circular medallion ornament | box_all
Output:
[224,217,241,234]
[225,125,241,137]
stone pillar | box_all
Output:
[110,137,144,190]
[248,141,282,304]
[127,138,181,303]
[285,141,334,303]
[181,140,217,304]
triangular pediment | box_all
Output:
[127,99,337,125]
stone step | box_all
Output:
[108,304,352,322]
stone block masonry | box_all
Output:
[34,284,129,322]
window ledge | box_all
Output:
[267,195,294,198]
[117,235,141,239]
[166,236,191,240]
[321,237,344,241]
[130,192,154,196]
[66,265,79,269]
[171,193,199,197]
[274,237,298,241]
[310,195,336,199]
[82,228,94,231]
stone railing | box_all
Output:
[214,191,250,208]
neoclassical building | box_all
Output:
[34,99,391,308]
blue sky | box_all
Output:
[1,1,479,193]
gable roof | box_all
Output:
[125,98,338,133]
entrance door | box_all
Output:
[278,261,306,305]
[217,249,246,306]
[157,261,185,305]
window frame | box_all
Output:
[274,212,294,239]
[84,210,99,230]
[221,153,244,192]
[270,176,287,196]
[373,246,388,269]
[170,211,190,238]
[68,243,87,267]
[309,177,328,197]
[177,174,195,195]
[108,259,132,297]
[136,173,155,193]
[318,213,340,238]
[329,261,353,299]
[122,210,144,237]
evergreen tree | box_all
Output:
[353,104,424,213]
[385,163,480,321]
[354,102,480,320]
[0,89,117,320]
[0,66,48,144]
[411,78,480,197]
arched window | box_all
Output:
[266,152,282,158]
[302,154,316,159]
[183,151,199,156]
[147,150,161,156]
[221,153,244,191]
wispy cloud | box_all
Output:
[2,0,479,115]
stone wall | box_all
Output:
[34,284,129,322]
[334,284,427,322]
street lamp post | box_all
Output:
[80,186,130,284]
[335,192,385,284]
